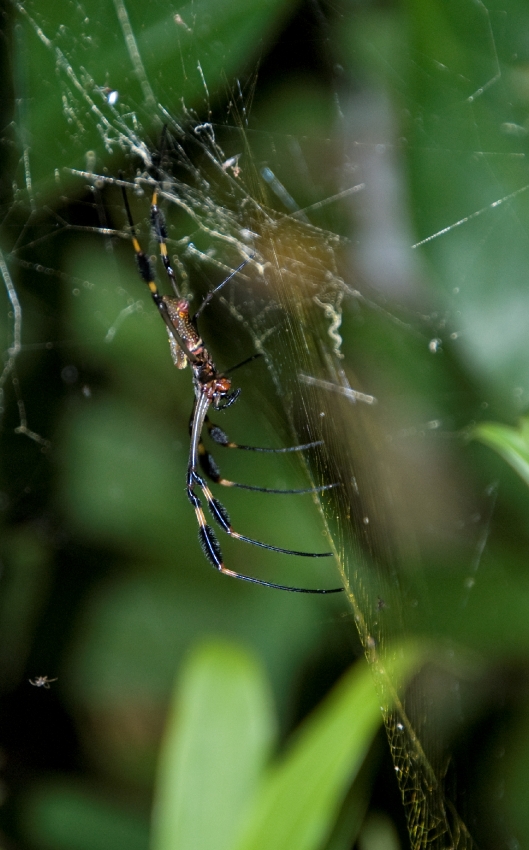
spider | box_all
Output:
[29,676,58,689]
[121,182,343,594]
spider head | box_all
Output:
[217,387,241,410]
[209,377,240,410]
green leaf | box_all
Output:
[473,417,529,488]
[234,644,425,850]
[233,658,381,850]
[152,639,427,850]
[151,640,276,850]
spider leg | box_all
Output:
[223,352,263,375]
[193,256,253,322]
[198,439,336,494]
[191,468,334,557]
[214,354,327,452]
[189,404,336,494]
[187,476,343,593]
[205,417,324,453]
[187,395,343,593]
[205,360,339,491]
[150,188,181,297]
[121,182,199,364]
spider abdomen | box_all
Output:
[164,296,204,369]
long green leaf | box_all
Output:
[234,645,424,850]
[151,640,275,850]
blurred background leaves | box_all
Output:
[2,0,529,848]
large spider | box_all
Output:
[121,183,343,594]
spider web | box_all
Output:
[2,0,529,848]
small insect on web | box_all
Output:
[120,179,343,594]
[29,676,58,689]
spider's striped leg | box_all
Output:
[198,441,335,494]
[189,405,336,495]
[190,467,335,557]
[204,416,324,454]
[187,395,343,593]
[186,472,343,593]
[121,182,198,363]
[150,188,181,297]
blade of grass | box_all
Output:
[151,639,275,850]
